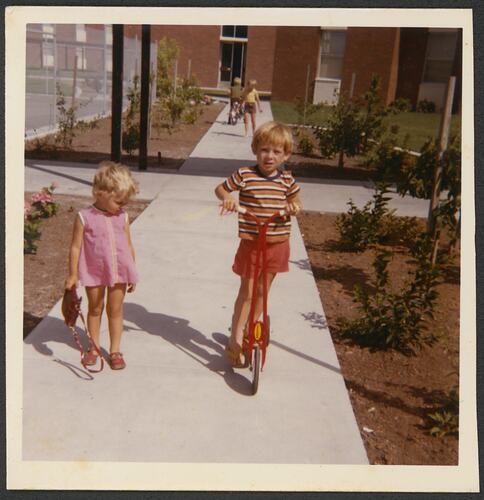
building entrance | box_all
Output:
[219,42,246,88]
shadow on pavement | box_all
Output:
[24,315,97,380]
[124,303,254,396]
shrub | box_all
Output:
[417,99,436,113]
[389,97,412,112]
[428,389,459,437]
[24,182,59,254]
[340,233,441,354]
[294,127,315,156]
[336,182,417,252]
[122,75,141,155]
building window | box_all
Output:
[76,47,87,70]
[422,30,458,83]
[221,26,248,39]
[105,25,112,45]
[76,23,86,43]
[319,29,347,80]
[42,24,54,67]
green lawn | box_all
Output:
[271,101,461,152]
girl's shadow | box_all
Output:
[23,315,97,380]
[124,303,254,395]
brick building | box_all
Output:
[28,24,462,112]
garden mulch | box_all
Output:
[23,105,460,465]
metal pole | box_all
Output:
[103,25,107,115]
[72,55,78,110]
[53,25,57,126]
[111,24,124,162]
[187,58,191,80]
[173,58,178,95]
[303,64,310,125]
[139,24,151,170]
[349,72,356,98]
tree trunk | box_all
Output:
[338,149,345,168]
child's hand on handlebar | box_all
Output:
[286,202,301,216]
[219,196,238,215]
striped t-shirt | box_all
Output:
[223,165,301,243]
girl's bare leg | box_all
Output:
[85,286,106,347]
[251,111,257,135]
[106,283,127,353]
[244,113,249,136]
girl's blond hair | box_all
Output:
[251,121,293,155]
[92,161,138,201]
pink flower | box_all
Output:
[31,191,52,204]
[24,200,31,219]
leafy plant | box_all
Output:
[340,233,441,353]
[156,37,180,98]
[336,182,417,252]
[389,97,412,112]
[54,83,96,149]
[428,389,459,437]
[24,182,59,254]
[314,75,398,167]
[294,127,315,156]
[417,99,436,113]
[122,75,141,155]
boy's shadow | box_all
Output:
[23,315,97,380]
[124,303,254,395]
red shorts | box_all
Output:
[232,238,290,278]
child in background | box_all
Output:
[64,161,139,370]
[228,77,243,124]
[215,121,301,367]
[242,79,262,136]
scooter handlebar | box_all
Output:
[237,206,287,218]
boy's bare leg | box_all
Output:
[106,283,127,353]
[244,113,249,136]
[85,285,106,348]
[230,277,253,348]
[252,272,276,325]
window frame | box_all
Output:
[421,28,459,84]
[317,27,347,81]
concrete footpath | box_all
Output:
[22,100,426,466]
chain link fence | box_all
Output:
[25,24,157,137]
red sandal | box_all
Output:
[109,352,126,370]
[82,349,99,366]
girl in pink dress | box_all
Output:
[65,161,139,370]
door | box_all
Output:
[219,41,246,88]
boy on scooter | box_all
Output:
[215,121,302,367]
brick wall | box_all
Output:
[151,25,220,87]
[245,26,277,93]
[395,28,428,108]
[271,27,320,102]
[340,27,400,104]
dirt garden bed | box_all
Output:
[23,103,460,465]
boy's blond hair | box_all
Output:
[251,121,293,155]
[248,79,257,87]
[92,161,138,201]
[233,77,242,85]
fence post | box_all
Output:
[349,72,356,99]
[427,75,456,265]
[139,24,151,171]
[72,55,78,110]
[111,24,124,162]
[53,25,58,127]
[303,64,310,125]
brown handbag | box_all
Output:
[62,287,104,372]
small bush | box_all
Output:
[417,99,436,113]
[294,128,314,156]
[428,389,459,437]
[24,182,59,254]
[389,97,412,113]
[340,233,441,354]
[336,182,417,252]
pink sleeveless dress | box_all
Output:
[78,205,139,287]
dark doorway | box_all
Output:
[219,41,246,87]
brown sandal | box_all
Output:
[109,352,126,370]
[225,342,247,369]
